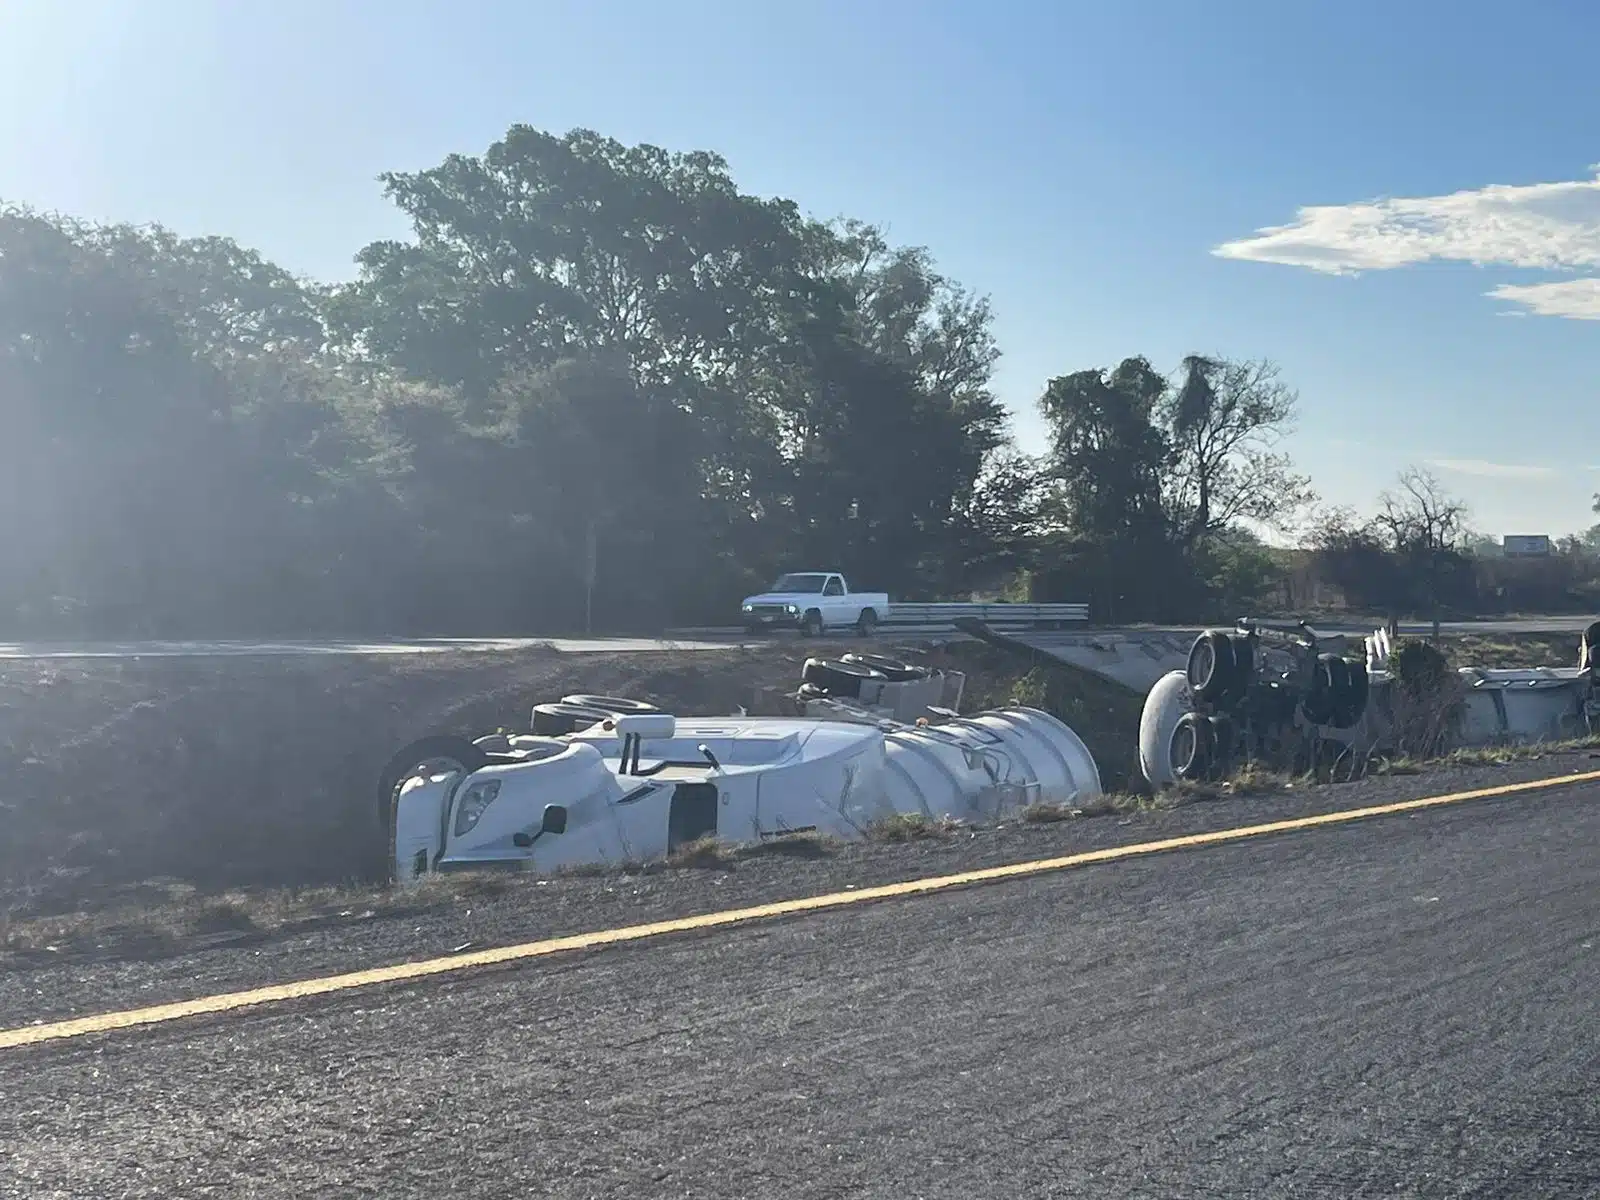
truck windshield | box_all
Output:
[770,573,828,593]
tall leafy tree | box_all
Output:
[1162,355,1315,547]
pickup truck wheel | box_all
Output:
[800,609,824,638]
[856,608,879,637]
[801,657,888,699]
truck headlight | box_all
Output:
[741,604,753,613]
[785,604,799,615]
[453,779,502,837]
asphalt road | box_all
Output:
[2,774,1596,1198]
[0,614,1589,659]
[0,635,738,659]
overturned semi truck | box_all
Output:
[1140,618,1600,788]
[380,654,1103,884]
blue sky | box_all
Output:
[4,0,1597,538]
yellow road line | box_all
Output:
[4,767,1598,1052]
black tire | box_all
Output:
[1301,655,1339,725]
[1186,631,1237,702]
[1206,713,1234,772]
[377,735,489,880]
[1225,634,1256,702]
[1581,621,1600,672]
[559,694,659,715]
[856,608,879,638]
[531,702,613,736]
[1324,656,1349,724]
[1170,711,1213,781]
[1328,657,1369,729]
[840,652,928,682]
[800,656,888,699]
[800,609,824,638]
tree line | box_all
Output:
[2,124,1595,637]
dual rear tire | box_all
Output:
[1302,654,1369,730]
[1169,711,1233,782]
[1186,630,1254,704]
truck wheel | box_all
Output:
[378,735,489,881]
[800,609,824,638]
[1186,631,1236,703]
[1170,712,1214,781]
[801,657,888,699]
[1581,620,1600,672]
[1301,655,1339,725]
[531,702,613,736]
[1225,634,1256,702]
[840,652,927,682]
[855,608,879,637]
[1328,658,1370,729]
[560,694,659,715]
[1206,713,1234,772]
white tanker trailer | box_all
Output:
[381,665,1102,885]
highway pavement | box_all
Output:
[0,635,740,659]
[2,769,1596,1197]
[0,613,1589,659]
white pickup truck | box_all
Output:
[740,572,891,637]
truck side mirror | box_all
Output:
[513,805,569,848]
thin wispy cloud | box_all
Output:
[1214,168,1600,319]
[1425,457,1558,480]
[1486,277,1600,321]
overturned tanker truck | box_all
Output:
[1141,617,1600,787]
[379,654,1102,885]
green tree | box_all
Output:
[1038,357,1169,543]
[1162,355,1315,546]
[327,126,808,397]
[332,125,1017,613]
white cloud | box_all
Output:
[1486,277,1600,320]
[1425,458,1558,480]
[1214,168,1600,318]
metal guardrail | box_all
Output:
[880,602,1088,626]
[671,602,1090,640]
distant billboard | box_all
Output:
[1502,534,1552,558]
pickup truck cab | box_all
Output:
[740,572,891,637]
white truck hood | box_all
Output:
[742,592,822,606]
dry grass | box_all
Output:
[0,871,516,961]
[1444,632,1581,669]
[864,813,970,843]
[665,836,737,869]
[1366,735,1600,777]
